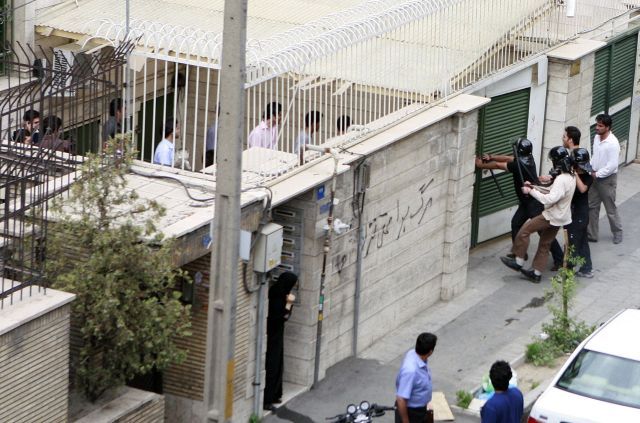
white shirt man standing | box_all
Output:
[248,102,282,150]
[587,113,622,244]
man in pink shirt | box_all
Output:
[248,102,282,150]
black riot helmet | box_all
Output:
[572,148,593,173]
[549,146,572,173]
[514,138,533,156]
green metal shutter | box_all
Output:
[591,48,611,116]
[611,107,632,143]
[609,34,638,105]
[64,120,101,155]
[475,88,530,218]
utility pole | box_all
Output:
[203,0,247,422]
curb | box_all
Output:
[449,353,554,418]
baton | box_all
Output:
[482,157,505,198]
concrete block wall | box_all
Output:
[0,289,75,423]
[542,54,596,174]
[281,111,478,387]
[74,387,164,423]
[442,112,477,300]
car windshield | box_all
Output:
[556,349,640,409]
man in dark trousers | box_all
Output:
[395,333,437,423]
[569,148,594,278]
[475,138,563,269]
[480,361,523,423]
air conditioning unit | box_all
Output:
[46,43,98,97]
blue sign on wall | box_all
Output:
[317,185,325,201]
[319,202,331,215]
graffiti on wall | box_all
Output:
[364,178,435,257]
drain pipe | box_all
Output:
[252,272,268,416]
[351,160,368,356]
[308,145,340,388]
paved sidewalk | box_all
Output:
[264,163,640,423]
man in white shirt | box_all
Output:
[501,146,576,283]
[587,113,622,244]
[153,118,179,167]
[247,102,282,150]
[295,110,322,164]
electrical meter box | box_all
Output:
[253,223,284,273]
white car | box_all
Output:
[528,309,640,423]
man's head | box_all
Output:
[489,360,512,392]
[549,145,572,174]
[42,115,62,135]
[514,138,533,156]
[337,115,351,134]
[595,114,612,138]
[263,102,282,127]
[23,109,40,133]
[415,332,437,359]
[305,111,322,133]
[109,98,123,122]
[563,126,581,148]
[164,117,180,141]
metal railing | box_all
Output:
[82,0,640,183]
[0,41,131,307]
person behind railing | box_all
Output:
[248,102,282,150]
[40,115,73,153]
[13,109,41,145]
[295,111,322,165]
[205,107,220,167]
[102,98,123,142]
[336,114,351,136]
[153,117,180,167]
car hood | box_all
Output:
[532,386,640,423]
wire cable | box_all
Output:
[130,168,216,202]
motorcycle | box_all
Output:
[326,401,395,423]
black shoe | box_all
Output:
[501,256,522,271]
[264,404,275,411]
[520,268,541,283]
[273,398,283,404]
[551,263,562,271]
[588,237,598,242]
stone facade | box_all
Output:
[543,53,596,174]
[278,111,478,388]
[0,289,75,423]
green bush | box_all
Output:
[47,137,191,401]
[525,248,595,367]
[525,340,560,367]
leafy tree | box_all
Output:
[47,137,191,401]
[525,247,594,366]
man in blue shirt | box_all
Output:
[154,118,179,167]
[395,332,437,423]
[481,360,523,423]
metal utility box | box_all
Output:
[253,223,284,273]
